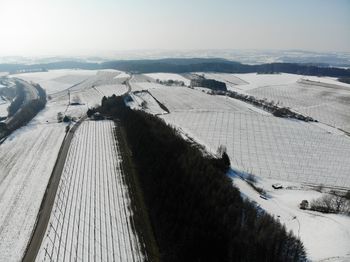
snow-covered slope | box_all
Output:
[37,120,143,262]
[230,171,350,261]
[0,123,66,261]
[0,69,130,261]
[202,73,350,132]
[145,73,191,86]
[161,111,350,188]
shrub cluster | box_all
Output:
[310,191,350,215]
[191,77,227,91]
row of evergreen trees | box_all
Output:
[190,78,227,91]
[99,95,306,262]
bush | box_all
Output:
[310,193,350,214]
[299,200,309,210]
[87,108,96,117]
[63,115,70,123]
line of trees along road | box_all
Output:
[98,95,306,262]
[0,83,46,137]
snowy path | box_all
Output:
[37,120,143,262]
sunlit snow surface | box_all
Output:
[0,69,130,261]
[161,111,350,188]
[37,121,143,262]
[230,172,350,261]
[0,123,66,262]
[203,73,350,132]
[145,73,191,86]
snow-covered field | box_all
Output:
[230,172,350,261]
[145,73,191,86]
[247,80,350,132]
[202,73,350,132]
[130,81,164,92]
[149,86,258,113]
[114,72,130,80]
[14,69,130,118]
[12,69,97,95]
[95,84,128,97]
[37,120,143,262]
[125,73,350,261]
[0,69,131,261]
[0,123,66,262]
[201,73,249,86]
[127,91,167,115]
[13,69,125,96]
[161,111,350,188]
[125,83,350,189]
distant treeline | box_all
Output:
[98,95,306,262]
[1,58,350,77]
[338,77,350,84]
[191,77,227,91]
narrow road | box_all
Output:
[22,116,86,262]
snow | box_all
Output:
[204,73,302,92]
[114,72,130,80]
[0,69,131,261]
[128,71,350,261]
[95,84,128,97]
[160,111,350,188]
[229,171,350,261]
[302,76,350,89]
[127,91,167,115]
[149,86,255,112]
[11,69,97,95]
[246,80,350,132]
[130,82,165,92]
[143,83,350,189]
[0,123,66,262]
[145,73,191,86]
[37,120,143,262]
[232,73,302,90]
[201,73,350,132]
[11,69,129,97]
[201,73,248,86]
[129,74,155,83]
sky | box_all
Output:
[0,0,349,56]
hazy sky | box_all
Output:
[0,0,349,56]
